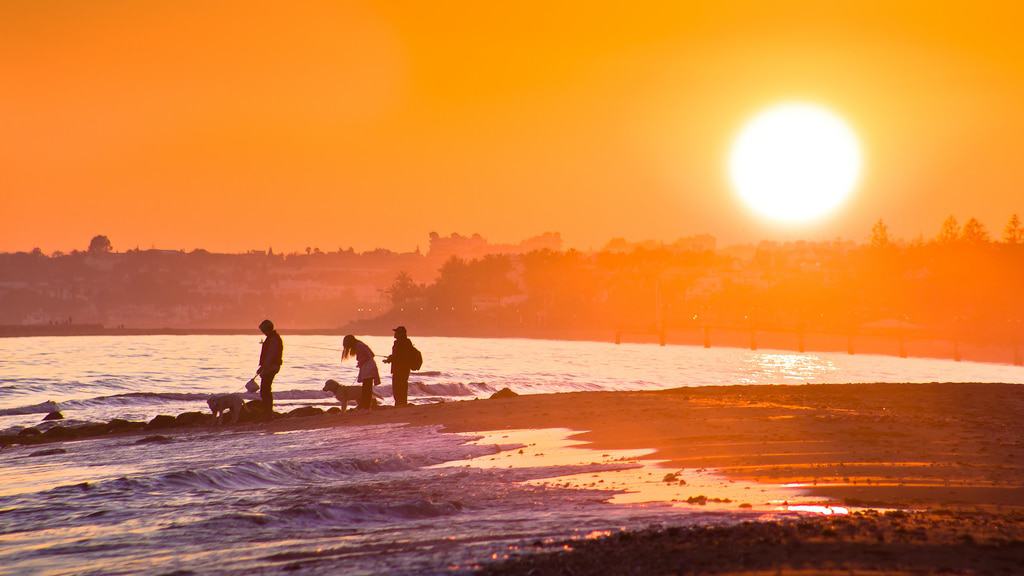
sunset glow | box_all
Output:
[3,2,1024,251]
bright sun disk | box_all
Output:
[729,103,862,222]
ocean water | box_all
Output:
[3,335,1024,427]
[1,336,1023,574]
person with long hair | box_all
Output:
[342,334,380,410]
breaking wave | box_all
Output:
[408,381,496,397]
[0,382,496,416]
[0,400,60,416]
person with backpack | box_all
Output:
[384,326,421,407]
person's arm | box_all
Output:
[258,339,268,373]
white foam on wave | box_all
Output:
[0,381,497,418]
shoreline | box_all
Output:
[2,325,1022,368]
[7,382,1024,573]
[10,382,1024,510]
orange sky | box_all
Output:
[2,1,1023,253]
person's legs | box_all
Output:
[260,370,276,420]
[360,379,374,410]
[394,369,409,407]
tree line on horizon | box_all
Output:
[6,213,1023,258]
[870,214,1024,248]
[1,216,1022,342]
[354,214,1024,345]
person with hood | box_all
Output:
[256,319,283,420]
[342,334,380,410]
[384,326,417,407]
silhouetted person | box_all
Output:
[342,335,379,410]
[257,319,283,420]
[384,326,417,407]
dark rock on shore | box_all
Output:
[238,400,282,423]
[43,411,64,421]
[109,419,146,432]
[175,411,213,426]
[326,407,342,414]
[76,423,113,437]
[147,415,177,429]
[286,406,324,418]
[239,400,265,423]
[0,400,302,447]
[136,435,173,444]
[28,448,67,457]
[43,426,72,439]
[489,388,519,399]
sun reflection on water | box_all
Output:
[741,352,839,383]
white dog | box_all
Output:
[323,379,383,411]
[207,394,245,424]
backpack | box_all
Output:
[409,345,423,371]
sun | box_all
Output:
[729,103,862,222]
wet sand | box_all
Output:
[269,382,1024,573]
[9,382,1024,573]
[11,383,1024,509]
[267,382,1024,511]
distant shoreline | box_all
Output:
[0,325,342,338]
[2,324,1022,368]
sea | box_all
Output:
[1,335,1023,574]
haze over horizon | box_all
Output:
[3,1,1024,253]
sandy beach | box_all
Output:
[256,382,1024,510]
[13,381,1024,508]
[272,381,1024,573]
[6,381,1024,573]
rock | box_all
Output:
[175,411,213,426]
[286,406,324,418]
[238,400,263,423]
[136,435,173,444]
[326,407,342,415]
[29,448,67,457]
[147,415,177,429]
[18,427,41,437]
[42,411,64,421]
[108,419,146,432]
[73,423,113,438]
[233,400,283,423]
[239,400,283,423]
[43,426,73,440]
[489,387,519,400]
